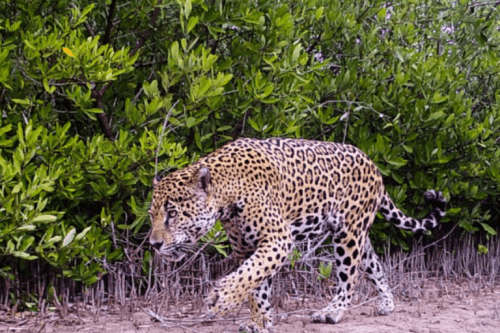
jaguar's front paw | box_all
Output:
[377,292,395,316]
[311,308,344,324]
[204,287,221,317]
[204,287,219,306]
[239,321,270,333]
[204,285,243,317]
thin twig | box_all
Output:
[142,308,205,333]
[155,100,179,177]
[389,223,460,272]
[132,70,157,103]
[166,239,213,277]
[298,231,331,263]
[130,1,163,57]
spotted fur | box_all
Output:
[149,138,446,332]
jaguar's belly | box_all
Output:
[289,210,345,243]
[289,214,327,242]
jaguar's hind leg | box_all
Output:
[311,231,366,324]
[361,240,394,315]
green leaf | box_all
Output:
[480,223,497,236]
[43,79,56,93]
[46,236,62,244]
[86,108,103,113]
[24,40,37,51]
[80,4,95,18]
[443,114,455,127]
[261,98,280,104]
[315,6,324,20]
[386,156,407,167]
[17,225,36,231]
[75,227,91,241]
[292,43,303,63]
[248,118,261,132]
[428,111,444,121]
[184,0,192,18]
[33,215,57,223]
[62,228,76,247]
[377,7,387,21]
[431,93,448,104]
[402,145,413,153]
[171,41,179,62]
[187,16,199,33]
[194,131,202,150]
[217,125,232,132]
[0,124,12,136]
[186,117,196,128]
[12,182,22,194]
[12,98,30,105]
[13,251,37,260]
[447,208,461,214]
[0,139,13,147]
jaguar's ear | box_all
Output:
[194,167,211,194]
[152,175,161,188]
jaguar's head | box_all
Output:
[148,166,217,261]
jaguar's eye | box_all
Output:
[167,210,178,218]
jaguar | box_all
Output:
[148,137,446,332]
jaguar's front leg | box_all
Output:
[239,277,274,333]
[205,223,290,333]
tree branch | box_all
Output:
[231,109,251,139]
[130,2,162,57]
[83,21,96,37]
[103,0,118,44]
[92,1,162,141]
[92,85,114,141]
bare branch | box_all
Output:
[92,85,114,141]
[91,1,163,141]
[155,100,179,176]
[103,0,118,44]
[130,1,162,57]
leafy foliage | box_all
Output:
[317,261,333,281]
[0,0,499,294]
[200,220,230,257]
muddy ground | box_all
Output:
[2,282,499,333]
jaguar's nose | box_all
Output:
[151,241,163,250]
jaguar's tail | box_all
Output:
[378,190,446,233]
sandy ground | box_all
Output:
[2,284,499,333]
